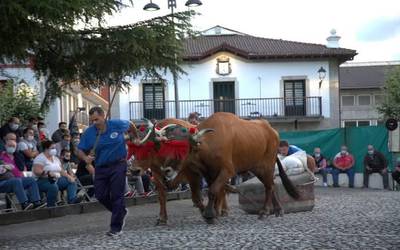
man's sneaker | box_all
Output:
[124,190,136,198]
[22,202,34,211]
[106,230,123,237]
[323,182,328,187]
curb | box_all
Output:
[0,191,191,226]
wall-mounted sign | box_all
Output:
[216,56,232,76]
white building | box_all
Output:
[116,26,356,131]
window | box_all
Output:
[357,121,370,126]
[344,121,357,127]
[343,120,371,127]
[377,120,385,126]
[342,96,355,106]
[374,95,384,105]
[358,95,371,106]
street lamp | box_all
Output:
[144,0,202,119]
[318,66,326,89]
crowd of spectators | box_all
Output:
[0,116,155,212]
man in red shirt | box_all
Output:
[331,145,355,188]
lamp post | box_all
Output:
[144,0,202,119]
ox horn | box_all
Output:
[139,118,154,144]
[155,123,178,136]
[192,128,214,142]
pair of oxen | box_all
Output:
[128,112,300,225]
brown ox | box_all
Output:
[128,118,206,225]
[169,112,300,223]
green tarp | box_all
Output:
[279,126,392,172]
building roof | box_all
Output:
[340,61,400,89]
[182,26,357,61]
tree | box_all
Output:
[0,80,42,126]
[0,1,195,111]
[377,66,400,120]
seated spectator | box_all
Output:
[0,135,42,210]
[55,133,71,157]
[26,117,40,142]
[51,122,68,143]
[75,151,95,198]
[363,145,389,189]
[38,122,49,143]
[70,133,81,164]
[188,112,200,125]
[392,158,400,186]
[18,128,39,171]
[0,117,22,141]
[60,149,76,176]
[331,145,355,188]
[33,140,81,207]
[312,147,329,187]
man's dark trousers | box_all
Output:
[363,168,389,189]
[94,161,127,232]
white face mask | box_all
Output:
[341,150,347,155]
[6,146,16,154]
[27,135,34,141]
[314,153,320,158]
[9,123,19,131]
[49,148,57,156]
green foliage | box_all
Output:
[0,80,42,126]
[377,66,400,119]
[0,1,195,110]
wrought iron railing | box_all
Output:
[129,97,322,120]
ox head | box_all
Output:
[137,119,178,144]
[190,128,215,146]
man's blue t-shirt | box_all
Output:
[287,145,303,156]
[78,119,130,167]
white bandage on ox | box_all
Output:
[161,166,178,181]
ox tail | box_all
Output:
[276,157,300,200]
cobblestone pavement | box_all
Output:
[1,187,399,249]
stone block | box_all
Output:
[238,172,315,214]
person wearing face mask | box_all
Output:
[0,117,23,142]
[0,133,43,210]
[37,122,49,142]
[331,145,355,188]
[33,140,81,207]
[18,128,39,171]
[312,147,329,187]
[70,133,81,164]
[51,122,68,143]
[55,133,71,157]
[363,145,389,189]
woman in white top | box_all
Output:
[33,140,80,207]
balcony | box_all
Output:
[129,97,322,121]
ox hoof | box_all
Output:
[220,210,229,217]
[155,219,168,226]
[274,208,284,217]
[258,210,269,220]
[202,208,216,221]
[204,217,216,224]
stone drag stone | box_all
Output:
[238,172,315,214]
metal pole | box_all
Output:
[170,1,180,119]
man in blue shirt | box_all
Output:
[78,107,139,236]
[278,140,303,156]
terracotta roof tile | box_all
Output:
[182,34,357,61]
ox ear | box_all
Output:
[191,128,214,143]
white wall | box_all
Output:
[119,52,331,120]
